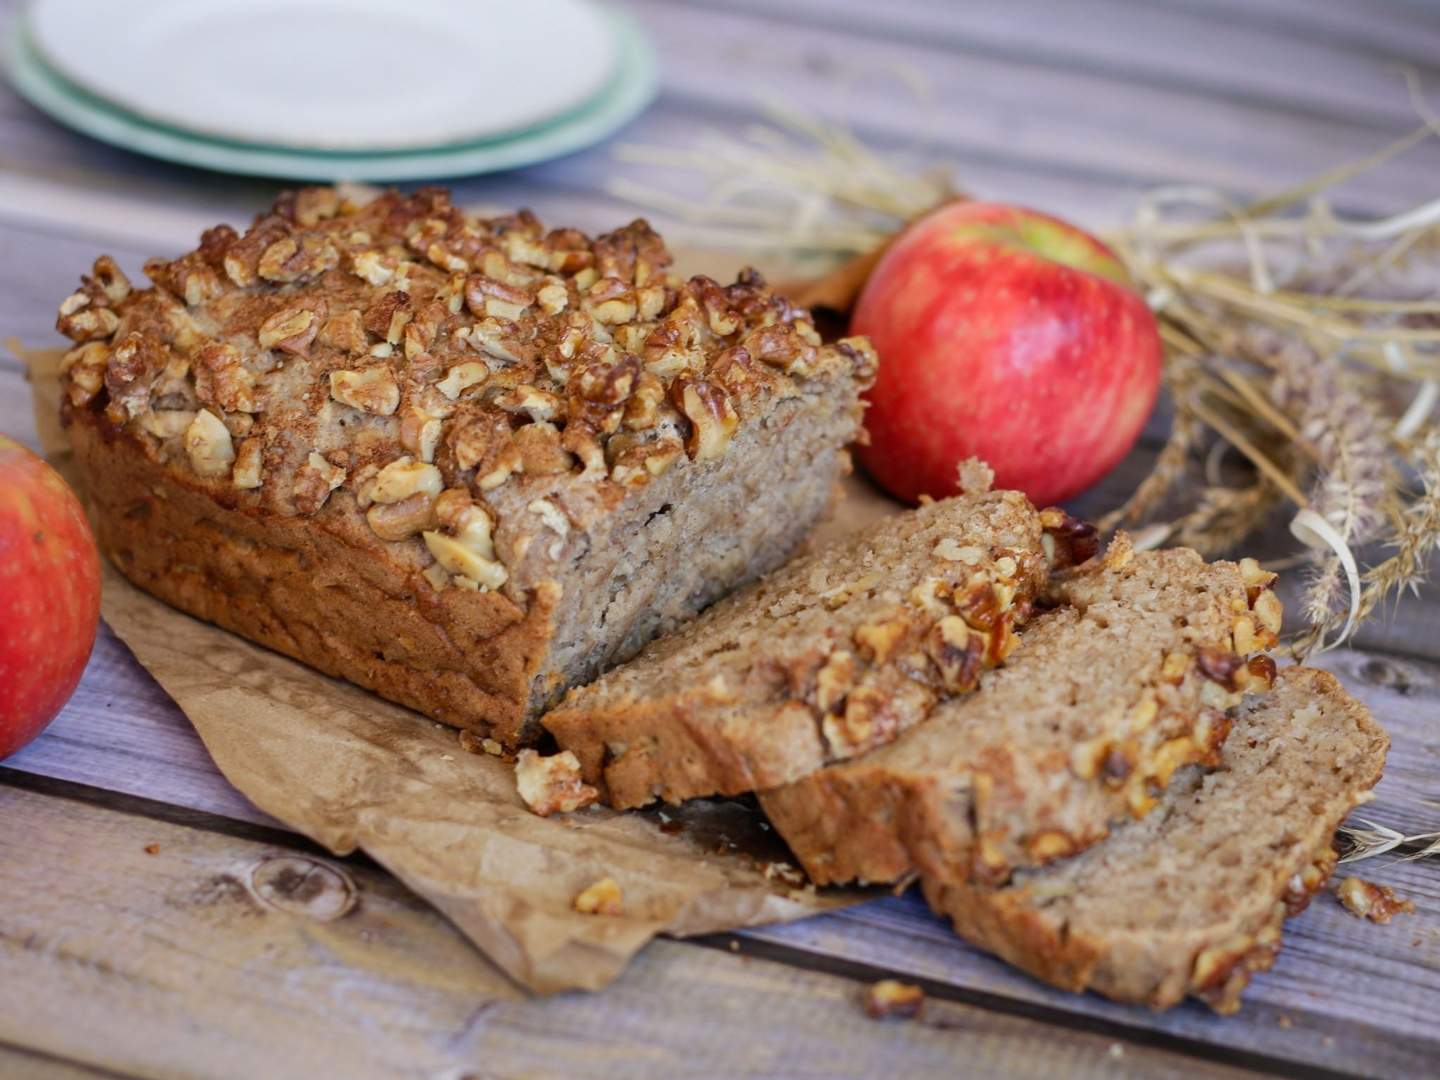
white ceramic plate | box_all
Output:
[5,11,657,180]
[27,0,621,151]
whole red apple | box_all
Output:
[0,434,100,758]
[853,201,1162,506]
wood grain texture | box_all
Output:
[0,784,1253,1080]
[3,611,1437,1071]
[3,0,1440,1071]
[0,1044,116,1080]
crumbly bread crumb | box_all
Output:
[760,541,1281,886]
[923,668,1387,1012]
[542,491,1070,808]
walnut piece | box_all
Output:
[573,877,624,916]
[673,379,738,461]
[183,409,235,478]
[515,749,599,816]
[292,452,347,513]
[232,437,264,489]
[365,456,444,504]
[863,980,924,1020]
[1335,877,1414,924]
[330,365,400,415]
[422,491,507,590]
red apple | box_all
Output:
[852,201,1162,506]
[0,434,101,758]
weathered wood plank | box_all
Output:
[0,1044,114,1080]
[615,0,1440,210]
[713,0,1440,128]
[734,653,1440,1078]
[744,848,1440,1079]
[0,783,1253,1080]
[1157,0,1440,70]
[4,611,1438,1073]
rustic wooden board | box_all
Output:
[0,1046,110,1080]
[0,783,1259,1080]
[1,598,1437,1077]
[4,0,1440,1073]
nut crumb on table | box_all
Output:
[864,980,924,1020]
[1335,877,1414,924]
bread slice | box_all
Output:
[760,539,1282,886]
[924,667,1387,1012]
[541,489,1077,809]
[56,187,877,748]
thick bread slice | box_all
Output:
[542,490,1063,808]
[760,540,1282,886]
[924,667,1388,1013]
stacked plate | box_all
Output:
[5,0,658,179]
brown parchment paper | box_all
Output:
[22,344,888,994]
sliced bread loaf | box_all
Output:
[923,667,1388,1012]
[759,538,1282,886]
[541,488,1079,808]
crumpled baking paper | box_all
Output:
[23,344,881,993]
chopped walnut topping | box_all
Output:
[194,342,258,413]
[293,452,346,514]
[399,406,445,463]
[573,877,623,916]
[366,492,437,541]
[90,255,131,304]
[423,490,507,590]
[257,303,322,355]
[183,409,235,478]
[330,365,400,415]
[54,188,877,546]
[1335,877,1414,924]
[132,409,191,441]
[61,342,110,406]
[317,310,368,353]
[673,378,738,461]
[351,249,394,286]
[863,980,924,1020]
[515,749,598,816]
[513,421,571,475]
[365,456,443,505]
[232,437,264,489]
[57,298,119,343]
[437,361,490,400]
[258,234,338,283]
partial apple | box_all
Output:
[0,434,100,758]
[852,201,1162,506]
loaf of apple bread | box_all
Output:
[924,667,1387,1012]
[759,537,1283,886]
[54,187,877,747]
[542,488,1103,809]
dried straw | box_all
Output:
[609,108,1440,656]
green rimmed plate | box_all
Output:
[3,7,657,180]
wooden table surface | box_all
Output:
[3,1,1439,1077]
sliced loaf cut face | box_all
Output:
[760,539,1283,887]
[542,490,1064,809]
[923,667,1388,1013]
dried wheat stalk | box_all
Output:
[610,110,1440,656]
